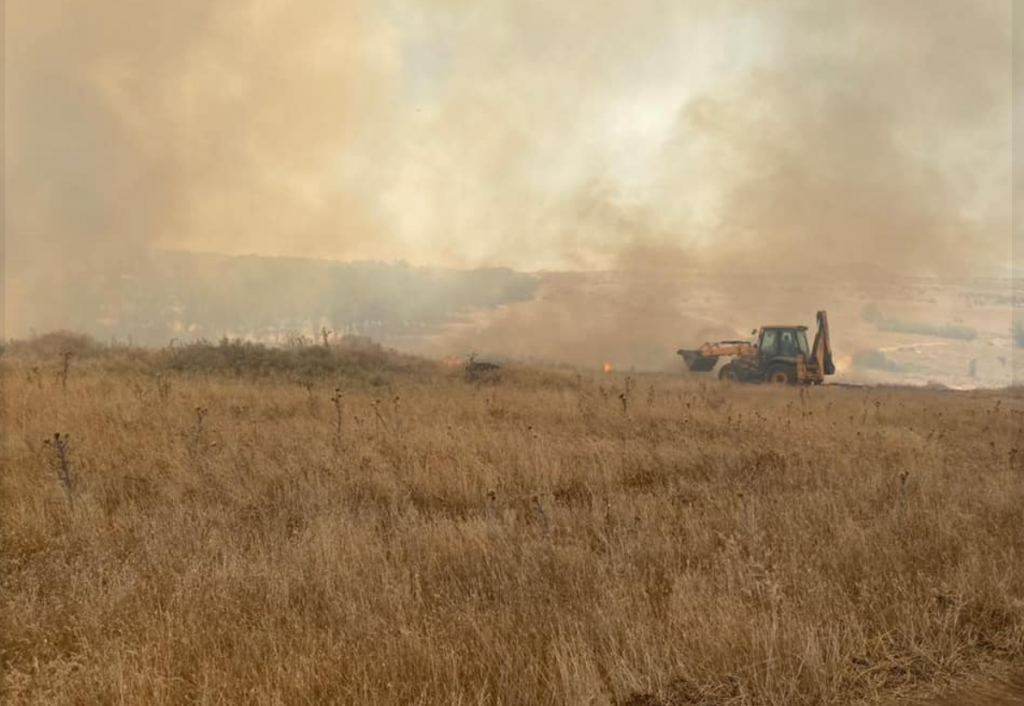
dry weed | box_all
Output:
[1,357,1022,705]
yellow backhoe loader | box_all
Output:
[678,310,835,385]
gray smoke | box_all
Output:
[4,0,1011,339]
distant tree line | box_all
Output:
[23,251,539,346]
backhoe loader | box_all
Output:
[678,310,835,385]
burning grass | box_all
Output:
[2,345,1022,705]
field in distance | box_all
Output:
[2,336,1022,705]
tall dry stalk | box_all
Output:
[331,388,344,441]
[57,350,73,392]
[43,432,76,505]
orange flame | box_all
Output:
[441,355,462,367]
[603,361,613,373]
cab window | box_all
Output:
[760,329,779,356]
[779,330,798,356]
[797,330,810,357]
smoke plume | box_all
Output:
[4,0,1011,346]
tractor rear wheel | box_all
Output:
[766,364,796,385]
[719,364,740,382]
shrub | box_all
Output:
[7,331,105,359]
[155,336,432,383]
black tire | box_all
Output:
[718,364,740,382]
[766,364,796,385]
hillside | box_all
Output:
[8,251,539,346]
[2,344,1022,704]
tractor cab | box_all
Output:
[756,326,810,361]
[752,326,811,383]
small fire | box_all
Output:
[441,355,462,367]
[603,361,613,373]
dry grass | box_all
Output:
[2,351,1023,705]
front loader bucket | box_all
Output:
[678,349,719,373]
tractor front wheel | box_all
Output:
[719,364,741,383]
[716,366,741,383]
[766,364,796,385]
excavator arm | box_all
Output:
[810,310,835,377]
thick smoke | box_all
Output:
[662,0,1011,277]
[4,0,1011,349]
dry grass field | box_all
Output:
[2,340,1023,705]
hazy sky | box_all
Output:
[4,0,1013,275]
